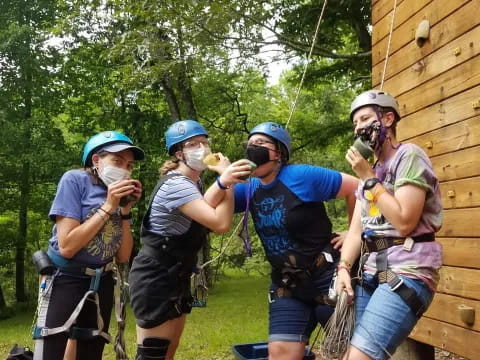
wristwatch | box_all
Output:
[120,212,132,220]
[363,177,381,192]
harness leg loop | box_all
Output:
[135,337,170,360]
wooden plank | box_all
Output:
[410,317,479,359]
[378,23,480,99]
[440,176,480,210]
[407,117,480,158]
[437,266,480,300]
[437,208,480,237]
[396,55,480,117]
[372,0,430,45]
[438,237,480,268]
[424,293,480,331]
[373,0,480,85]
[398,85,480,140]
[372,0,471,66]
[431,145,480,182]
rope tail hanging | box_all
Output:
[380,0,399,90]
[319,289,355,359]
[285,0,328,129]
[114,263,129,360]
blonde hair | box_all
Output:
[160,158,180,176]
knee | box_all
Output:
[268,342,288,359]
[135,337,170,360]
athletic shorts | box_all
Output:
[268,263,335,343]
[129,252,193,329]
[350,273,434,360]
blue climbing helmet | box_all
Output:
[82,131,145,167]
[165,120,208,155]
[248,122,292,159]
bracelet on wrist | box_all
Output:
[337,265,351,274]
[120,212,132,220]
[339,259,352,270]
[216,177,230,190]
[98,207,112,216]
[96,210,107,224]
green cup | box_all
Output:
[353,137,374,159]
[239,160,257,180]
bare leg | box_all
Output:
[268,341,306,360]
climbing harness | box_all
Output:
[286,0,328,129]
[361,231,434,318]
[31,249,128,358]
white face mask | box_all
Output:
[183,147,211,172]
[97,160,131,186]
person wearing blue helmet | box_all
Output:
[129,120,252,360]
[32,131,145,360]
[230,122,358,360]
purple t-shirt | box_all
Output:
[359,143,443,290]
[48,169,122,265]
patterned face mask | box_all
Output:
[355,120,382,151]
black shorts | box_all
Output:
[129,252,193,329]
[33,272,114,360]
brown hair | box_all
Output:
[160,158,181,176]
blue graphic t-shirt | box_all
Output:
[234,164,342,269]
[48,170,123,266]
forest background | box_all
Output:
[0,0,371,317]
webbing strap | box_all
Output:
[374,246,425,318]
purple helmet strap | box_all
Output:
[374,106,388,150]
[238,182,252,257]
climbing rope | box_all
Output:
[113,263,129,360]
[380,0,399,90]
[285,0,328,129]
[318,289,355,359]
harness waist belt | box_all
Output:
[365,233,435,253]
[47,248,114,276]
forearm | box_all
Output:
[203,177,228,207]
[58,211,111,258]
[211,188,234,233]
[371,184,424,235]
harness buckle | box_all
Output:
[388,276,404,291]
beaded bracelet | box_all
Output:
[216,177,230,190]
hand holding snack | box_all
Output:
[203,153,221,166]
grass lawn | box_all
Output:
[0,270,270,360]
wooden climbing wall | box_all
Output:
[371,0,480,358]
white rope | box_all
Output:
[380,0,399,90]
[197,218,244,271]
[285,0,328,129]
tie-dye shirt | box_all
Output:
[359,143,443,290]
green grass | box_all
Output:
[0,270,270,360]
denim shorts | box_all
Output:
[350,273,434,360]
[268,264,335,343]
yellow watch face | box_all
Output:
[364,190,374,201]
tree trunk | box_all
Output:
[392,338,435,360]
[161,75,181,121]
[0,284,6,308]
[177,28,197,120]
[16,160,30,302]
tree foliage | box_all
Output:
[0,0,372,308]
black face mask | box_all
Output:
[246,145,271,166]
